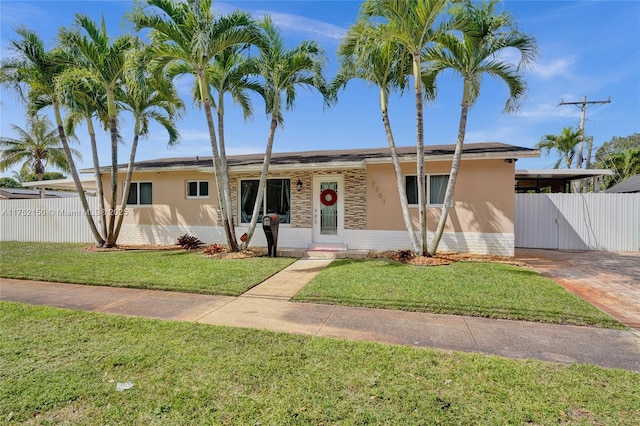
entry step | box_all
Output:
[307,243,348,251]
[276,247,370,259]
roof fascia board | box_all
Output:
[199,161,367,174]
[516,169,614,177]
[94,148,540,174]
[364,151,541,165]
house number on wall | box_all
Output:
[371,181,386,205]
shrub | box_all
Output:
[177,234,203,250]
[397,250,414,262]
[203,243,225,255]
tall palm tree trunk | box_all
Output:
[380,90,420,252]
[52,101,105,245]
[217,107,239,251]
[199,75,238,251]
[243,101,279,249]
[428,84,470,255]
[87,118,108,240]
[113,131,140,243]
[36,166,45,199]
[413,56,428,255]
[106,89,119,247]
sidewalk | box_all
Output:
[2,257,639,372]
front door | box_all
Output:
[313,175,344,244]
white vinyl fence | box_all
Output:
[515,193,640,252]
[0,197,99,243]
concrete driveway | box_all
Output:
[516,248,640,331]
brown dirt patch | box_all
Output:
[82,243,267,259]
[204,247,266,259]
[369,250,527,267]
[82,244,180,252]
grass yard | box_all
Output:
[0,242,294,296]
[293,259,625,329]
[2,302,639,425]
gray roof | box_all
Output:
[89,142,538,172]
[0,188,78,198]
[605,174,640,193]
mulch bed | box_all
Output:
[82,244,180,252]
[369,250,527,267]
[82,244,525,266]
[82,244,266,259]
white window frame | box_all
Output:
[404,174,450,207]
[126,181,153,207]
[186,180,209,199]
[238,178,291,226]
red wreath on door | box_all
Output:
[320,188,337,206]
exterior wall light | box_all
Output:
[296,179,303,192]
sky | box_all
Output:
[1,0,639,178]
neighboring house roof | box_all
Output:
[516,169,614,180]
[84,142,539,173]
[605,174,640,193]
[20,177,98,192]
[515,169,614,193]
[0,188,78,199]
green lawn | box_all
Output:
[293,259,625,329]
[1,242,625,329]
[2,302,638,425]
[0,242,294,296]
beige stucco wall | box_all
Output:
[104,168,367,230]
[366,159,515,233]
[103,158,513,235]
[102,171,220,227]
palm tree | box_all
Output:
[0,27,105,244]
[60,74,110,239]
[59,14,138,247]
[537,127,583,169]
[334,20,420,252]
[113,59,184,242]
[598,147,640,189]
[130,0,262,252]
[359,0,450,255]
[208,45,262,247]
[0,114,80,197]
[241,17,331,248]
[427,0,538,255]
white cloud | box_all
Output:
[177,129,212,144]
[255,10,346,42]
[215,2,346,42]
[464,125,521,144]
[530,57,575,79]
[0,3,46,26]
[516,101,580,122]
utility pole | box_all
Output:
[558,96,611,169]
[558,96,611,192]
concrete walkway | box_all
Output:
[2,256,640,372]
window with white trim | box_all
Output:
[405,174,450,206]
[186,180,209,198]
[127,182,153,205]
[240,179,290,224]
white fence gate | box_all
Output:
[515,193,640,252]
[0,197,99,243]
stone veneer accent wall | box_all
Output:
[229,168,367,230]
[343,169,367,230]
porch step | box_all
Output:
[307,243,348,251]
[276,246,370,259]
